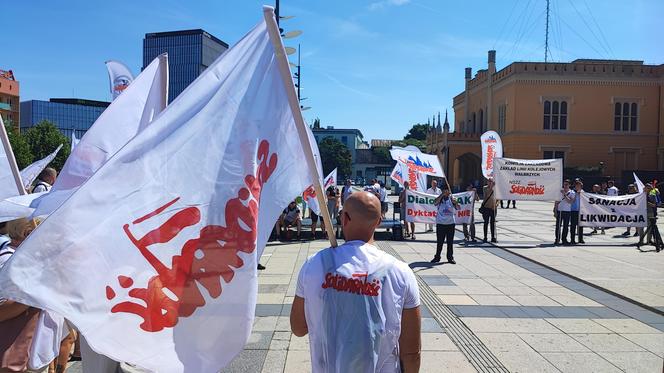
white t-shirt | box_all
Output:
[426,187,441,196]
[607,186,619,196]
[32,181,51,193]
[379,187,387,202]
[436,198,456,225]
[342,186,353,203]
[558,189,576,212]
[296,241,420,373]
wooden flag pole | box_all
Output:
[0,116,27,195]
[263,6,338,247]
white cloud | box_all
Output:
[368,0,411,11]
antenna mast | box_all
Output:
[545,0,550,62]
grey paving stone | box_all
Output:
[421,275,455,286]
[255,304,284,317]
[451,305,508,318]
[584,306,630,319]
[258,284,289,293]
[220,350,268,373]
[651,323,664,332]
[539,306,598,319]
[498,306,531,318]
[420,304,433,318]
[421,317,444,333]
[516,306,552,318]
[281,304,292,316]
[245,331,273,350]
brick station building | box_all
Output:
[427,51,664,190]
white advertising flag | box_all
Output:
[480,130,502,179]
[390,162,427,192]
[404,189,475,224]
[390,147,445,178]
[0,14,317,373]
[323,168,337,189]
[19,144,62,190]
[106,60,134,99]
[302,125,323,215]
[579,191,647,228]
[493,158,562,201]
[31,54,169,217]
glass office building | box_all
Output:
[20,98,109,137]
[143,29,228,103]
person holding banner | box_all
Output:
[558,179,576,245]
[640,183,662,251]
[481,179,498,243]
[462,184,479,243]
[622,184,642,238]
[570,180,585,244]
[590,184,606,235]
[431,186,460,264]
[398,181,416,240]
[425,180,442,232]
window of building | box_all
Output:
[478,109,484,133]
[614,102,638,132]
[497,104,506,133]
[471,112,476,133]
[341,136,348,146]
[543,150,565,162]
[543,100,567,130]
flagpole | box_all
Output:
[263,6,338,247]
[0,116,27,195]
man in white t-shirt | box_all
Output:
[607,180,619,196]
[32,168,57,193]
[557,179,576,245]
[291,192,421,373]
[425,180,442,232]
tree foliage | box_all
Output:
[394,138,426,152]
[4,120,33,169]
[24,121,71,171]
[312,117,321,129]
[404,123,429,141]
[318,137,352,180]
[371,147,392,164]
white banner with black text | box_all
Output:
[579,191,647,228]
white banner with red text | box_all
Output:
[579,191,647,228]
[404,189,475,224]
[390,162,427,192]
[480,130,502,179]
[493,158,562,201]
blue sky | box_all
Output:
[6,0,662,141]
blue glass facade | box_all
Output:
[143,29,228,103]
[20,99,109,138]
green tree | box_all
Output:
[24,121,71,171]
[404,123,429,141]
[318,137,352,180]
[371,147,392,164]
[3,119,33,169]
[394,138,426,152]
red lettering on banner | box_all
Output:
[509,184,545,195]
[485,145,495,173]
[457,210,470,217]
[107,140,277,332]
[408,168,418,191]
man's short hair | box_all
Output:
[38,167,56,182]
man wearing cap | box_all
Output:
[291,192,421,372]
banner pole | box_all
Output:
[263,6,337,247]
[0,116,27,195]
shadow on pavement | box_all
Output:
[409,261,445,269]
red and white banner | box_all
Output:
[390,146,445,178]
[106,60,134,99]
[404,189,475,224]
[0,15,316,373]
[323,168,337,190]
[493,158,562,201]
[480,130,502,179]
[390,162,427,192]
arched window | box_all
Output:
[543,100,568,130]
[614,102,639,132]
[471,112,476,133]
[478,109,484,133]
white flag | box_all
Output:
[390,162,427,192]
[20,144,62,190]
[0,116,26,197]
[0,192,45,223]
[31,54,169,217]
[633,172,645,194]
[302,125,323,215]
[71,131,80,152]
[106,60,134,99]
[0,14,318,373]
[480,130,503,179]
[324,168,337,189]
[390,146,445,178]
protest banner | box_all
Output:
[106,60,134,99]
[323,168,337,189]
[20,144,62,190]
[390,162,427,192]
[0,116,26,197]
[579,191,647,228]
[404,189,475,224]
[390,146,445,178]
[493,158,562,201]
[480,130,502,179]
